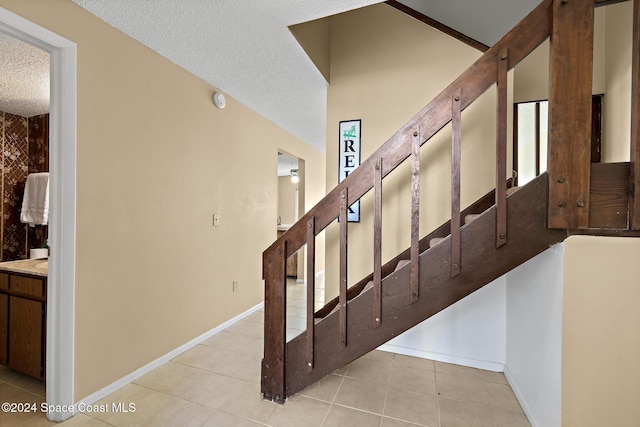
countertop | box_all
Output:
[0,258,48,278]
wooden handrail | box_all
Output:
[263,0,555,403]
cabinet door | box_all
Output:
[0,294,7,365]
[9,297,43,379]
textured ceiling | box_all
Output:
[0,1,538,150]
[0,32,49,118]
[70,0,384,152]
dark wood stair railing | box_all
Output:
[262,0,636,403]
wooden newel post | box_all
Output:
[261,241,287,403]
[547,0,594,229]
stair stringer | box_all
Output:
[284,173,567,398]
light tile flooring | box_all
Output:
[0,279,531,426]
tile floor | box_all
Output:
[0,279,531,426]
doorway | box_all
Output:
[0,7,77,422]
[513,95,603,186]
[277,151,305,279]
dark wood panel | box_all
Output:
[9,297,43,379]
[0,273,7,291]
[261,241,287,403]
[0,294,7,365]
[496,48,508,248]
[11,276,45,298]
[547,0,594,228]
[589,163,630,229]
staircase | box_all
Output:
[262,0,640,403]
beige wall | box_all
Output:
[324,4,502,298]
[278,176,298,225]
[563,236,640,426]
[290,17,331,83]
[603,1,633,162]
[0,0,325,400]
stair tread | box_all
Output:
[430,237,445,247]
[464,214,480,224]
[394,259,410,271]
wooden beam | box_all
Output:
[385,0,489,52]
[547,0,594,229]
[631,0,640,229]
[261,241,287,403]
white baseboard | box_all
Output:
[503,365,546,427]
[75,302,264,411]
[376,343,505,372]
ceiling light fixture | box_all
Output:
[290,169,299,184]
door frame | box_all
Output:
[0,7,77,422]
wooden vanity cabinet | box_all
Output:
[0,272,46,380]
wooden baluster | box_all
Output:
[261,240,287,403]
[306,217,315,371]
[496,48,508,248]
[548,0,594,229]
[451,90,462,278]
[410,128,420,303]
[373,160,382,326]
[631,0,640,230]
[339,188,348,347]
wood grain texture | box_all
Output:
[451,90,462,277]
[9,297,43,379]
[410,130,420,303]
[496,49,508,248]
[547,0,594,228]
[339,189,348,348]
[0,294,7,365]
[589,163,630,229]
[374,160,382,325]
[306,217,315,371]
[261,241,287,403]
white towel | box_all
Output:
[20,172,49,226]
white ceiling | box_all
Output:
[0,1,539,149]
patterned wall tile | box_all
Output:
[2,112,29,261]
[27,114,50,252]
